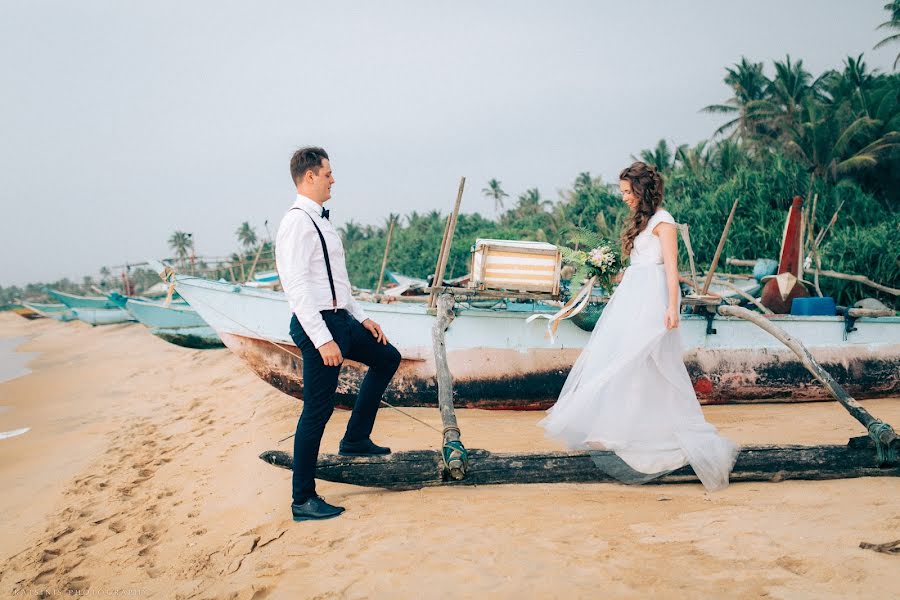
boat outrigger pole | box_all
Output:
[716,304,898,465]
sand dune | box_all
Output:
[0,312,898,599]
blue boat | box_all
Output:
[48,290,118,310]
[108,293,223,349]
[20,302,76,322]
[71,307,136,326]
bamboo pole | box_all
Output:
[806,193,819,293]
[246,243,266,282]
[717,305,897,464]
[810,269,900,296]
[431,293,467,479]
[429,206,454,303]
[701,198,740,296]
[676,224,700,293]
[428,177,466,308]
[814,200,844,249]
[726,257,758,268]
[375,216,396,296]
[681,277,773,315]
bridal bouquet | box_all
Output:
[559,229,623,294]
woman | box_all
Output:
[539,161,738,491]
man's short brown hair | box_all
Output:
[290,147,329,185]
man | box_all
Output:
[275,147,401,522]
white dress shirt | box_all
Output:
[275,194,369,348]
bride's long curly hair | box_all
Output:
[619,161,665,256]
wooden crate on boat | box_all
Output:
[470,239,561,295]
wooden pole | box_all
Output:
[717,304,897,463]
[726,257,758,268]
[814,200,844,248]
[681,276,773,315]
[431,293,467,480]
[428,177,466,308]
[676,223,700,293]
[701,198,740,296]
[810,270,899,296]
[428,208,454,305]
[246,243,266,282]
[375,216,396,296]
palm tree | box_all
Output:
[702,57,769,139]
[674,140,711,176]
[235,221,258,250]
[168,231,193,267]
[746,55,817,141]
[633,139,674,171]
[875,0,900,70]
[482,178,509,215]
[710,139,746,175]
[338,220,363,243]
[99,266,111,287]
[514,188,550,217]
[784,95,900,183]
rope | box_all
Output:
[525,275,597,342]
[171,275,444,440]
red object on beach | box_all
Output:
[761,196,809,313]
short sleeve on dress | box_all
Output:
[649,209,676,231]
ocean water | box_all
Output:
[0,336,36,384]
[0,336,35,440]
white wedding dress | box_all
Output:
[539,209,739,491]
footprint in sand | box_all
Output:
[108,520,126,534]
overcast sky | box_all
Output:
[1,1,896,286]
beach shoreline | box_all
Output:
[1,312,898,599]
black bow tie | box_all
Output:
[321,208,330,220]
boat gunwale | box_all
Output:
[175,275,900,324]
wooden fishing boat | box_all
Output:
[48,290,118,310]
[168,274,900,408]
[71,307,135,326]
[10,305,42,320]
[20,302,76,322]
[150,326,223,349]
[106,293,223,348]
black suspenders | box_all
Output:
[290,208,338,310]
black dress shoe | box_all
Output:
[291,496,345,522]
[339,438,392,456]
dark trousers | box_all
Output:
[289,310,401,504]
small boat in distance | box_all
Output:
[48,290,118,310]
[20,302,76,322]
[71,307,136,326]
[108,293,223,349]
[10,305,42,320]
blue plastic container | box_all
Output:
[790,296,836,316]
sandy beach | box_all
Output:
[0,312,898,599]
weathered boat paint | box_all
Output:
[48,290,118,310]
[172,275,900,408]
[21,302,76,322]
[11,306,42,320]
[151,326,224,349]
[71,307,136,326]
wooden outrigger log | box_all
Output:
[260,440,900,490]
[259,187,899,490]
